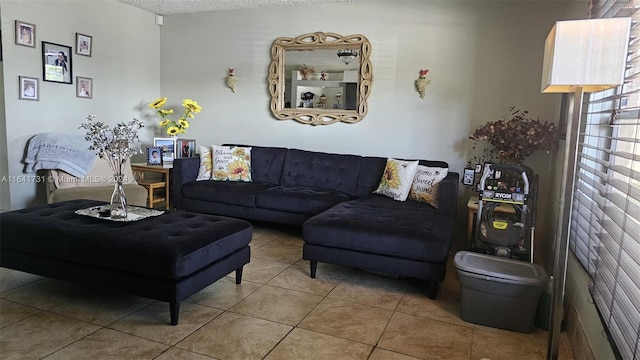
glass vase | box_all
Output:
[110,178,128,219]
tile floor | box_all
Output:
[0,224,575,360]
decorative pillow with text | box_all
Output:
[212,145,252,182]
[373,158,419,201]
[195,145,212,181]
[408,165,448,208]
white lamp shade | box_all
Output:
[541,18,631,93]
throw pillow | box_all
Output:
[408,165,449,208]
[212,145,252,182]
[374,158,419,201]
[196,145,212,181]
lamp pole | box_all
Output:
[547,87,583,359]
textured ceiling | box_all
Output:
[116,0,372,15]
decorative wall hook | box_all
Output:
[226,68,237,93]
[415,69,431,99]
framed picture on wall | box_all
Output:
[75,33,92,57]
[18,76,39,101]
[76,76,92,98]
[154,138,176,163]
[15,20,35,48]
[42,41,72,84]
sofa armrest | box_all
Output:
[172,157,200,209]
[438,172,459,222]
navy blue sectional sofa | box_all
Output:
[172,145,459,298]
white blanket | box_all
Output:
[24,133,97,178]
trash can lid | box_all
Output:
[454,251,548,286]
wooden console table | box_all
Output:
[131,163,172,209]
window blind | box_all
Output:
[569,2,640,359]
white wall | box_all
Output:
[1,0,160,209]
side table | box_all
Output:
[466,196,516,243]
[131,163,172,209]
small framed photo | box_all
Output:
[154,137,176,163]
[75,33,92,57]
[474,164,482,173]
[42,41,72,84]
[463,168,475,186]
[76,76,92,98]
[176,139,196,158]
[147,146,163,166]
[18,76,39,101]
[15,20,35,48]
[494,170,502,180]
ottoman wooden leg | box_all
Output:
[170,302,180,325]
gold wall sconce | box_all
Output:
[415,69,431,99]
[226,68,237,93]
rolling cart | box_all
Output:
[472,163,539,263]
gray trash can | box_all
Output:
[454,251,548,333]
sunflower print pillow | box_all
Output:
[212,145,252,182]
[374,158,419,201]
[196,145,213,181]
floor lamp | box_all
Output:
[540,17,631,360]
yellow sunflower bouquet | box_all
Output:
[149,97,202,136]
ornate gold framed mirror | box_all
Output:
[268,32,372,125]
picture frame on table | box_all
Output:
[75,33,92,57]
[15,20,35,48]
[18,76,39,101]
[147,146,163,166]
[154,138,176,163]
[475,164,482,173]
[176,139,196,158]
[42,41,72,84]
[462,168,475,186]
[76,76,92,98]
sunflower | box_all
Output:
[227,160,250,181]
[159,119,170,127]
[380,161,401,189]
[183,99,202,113]
[213,170,227,180]
[178,119,190,129]
[149,97,167,109]
[166,126,180,136]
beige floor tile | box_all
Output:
[1,278,82,310]
[0,269,42,293]
[42,328,168,360]
[266,262,340,296]
[240,258,291,284]
[0,299,41,328]
[470,327,548,360]
[110,301,222,345]
[249,237,272,250]
[294,259,358,281]
[369,348,421,360]
[155,347,219,360]
[185,276,262,310]
[378,312,473,360]
[177,312,291,360]
[0,311,100,360]
[251,243,302,264]
[265,328,372,360]
[396,285,469,327]
[230,285,323,325]
[47,289,154,326]
[298,297,393,345]
[327,271,407,310]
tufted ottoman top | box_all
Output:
[0,200,252,280]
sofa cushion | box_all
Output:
[303,194,453,263]
[196,145,212,181]
[407,165,448,209]
[256,186,352,215]
[373,158,419,201]
[279,149,362,196]
[182,180,274,207]
[212,145,252,182]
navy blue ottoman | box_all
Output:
[0,199,252,325]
